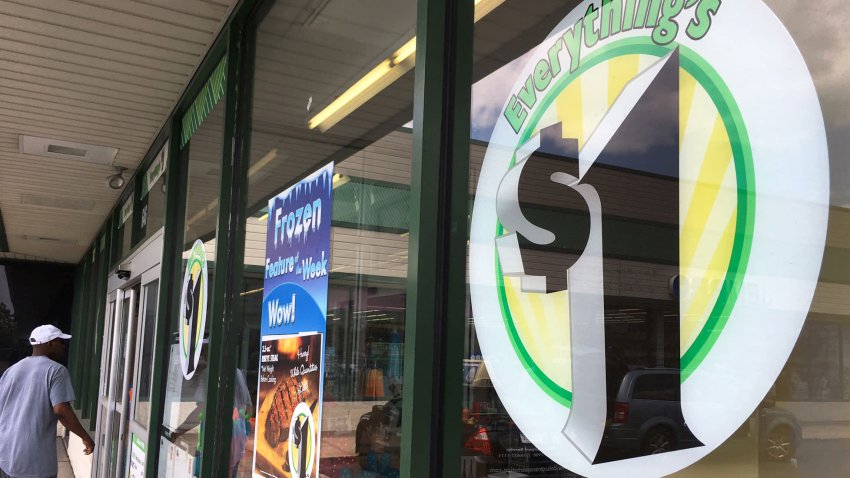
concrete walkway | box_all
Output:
[58,438,75,478]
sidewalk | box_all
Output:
[58,437,74,478]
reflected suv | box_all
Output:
[758,401,801,462]
[599,368,702,459]
[599,368,801,463]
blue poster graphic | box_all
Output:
[253,162,332,478]
[261,162,333,337]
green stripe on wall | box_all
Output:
[332,179,411,232]
[180,56,228,148]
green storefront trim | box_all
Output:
[180,56,228,149]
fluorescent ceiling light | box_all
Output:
[473,0,505,22]
[308,37,416,132]
[307,0,505,132]
[47,145,87,157]
[20,135,118,165]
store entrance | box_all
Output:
[94,236,162,478]
[95,283,139,478]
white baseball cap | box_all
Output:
[29,325,72,345]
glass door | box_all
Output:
[127,265,161,478]
[96,284,139,478]
[94,292,117,478]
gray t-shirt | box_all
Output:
[0,356,75,478]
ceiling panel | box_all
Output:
[19,0,217,43]
[0,0,237,263]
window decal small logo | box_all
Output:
[179,239,208,380]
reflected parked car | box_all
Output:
[599,368,802,462]
[599,368,702,460]
[759,402,801,462]
[356,369,801,475]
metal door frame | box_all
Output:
[94,229,163,478]
[126,264,161,476]
[94,290,118,478]
[95,285,137,478]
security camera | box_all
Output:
[116,270,131,280]
[107,167,127,190]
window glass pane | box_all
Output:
[229,2,415,477]
[138,144,169,244]
[100,301,115,398]
[135,280,159,426]
[157,97,224,476]
[113,294,131,398]
[462,0,850,475]
[109,409,121,472]
[114,202,134,264]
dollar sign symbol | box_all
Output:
[496,49,702,462]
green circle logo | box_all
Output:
[469,1,829,475]
[179,239,208,379]
[288,402,316,478]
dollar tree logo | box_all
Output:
[288,402,316,478]
[179,239,208,380]
[469,1,829,476]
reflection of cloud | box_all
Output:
[471,2,850,202]
[766,1,850,205]
[470,42,677,178]
[767,2,850,122]
[471,51,533,141]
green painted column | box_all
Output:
[85,224,111,429]
[199,19,247,478]
[143,118,187,478]
[202,1,260,473]
[400,0,472,476]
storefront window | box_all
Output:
[230,1,415,477]
[157,92,225,476]
[137,143,169,245]
[135,279,160,427]
[462,0,850,476]
[113,194,134,265]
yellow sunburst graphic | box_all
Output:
[503,53,738,394]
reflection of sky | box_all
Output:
[766,1,850,207]
[471,51,533,142]
[469,5,850,205]
[0,266,12,314]
[470,49,678,178]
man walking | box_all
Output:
[0,325,95,478]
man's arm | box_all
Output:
[54,402,95,455]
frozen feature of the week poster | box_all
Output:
[252,162,333,478]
